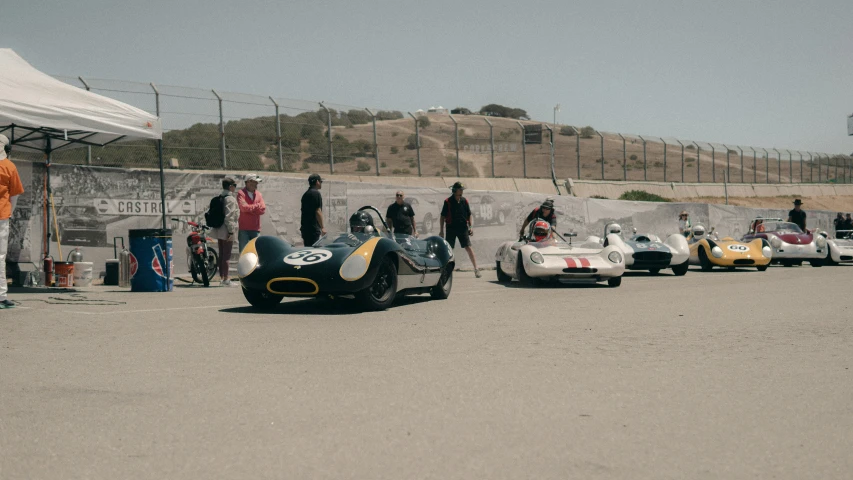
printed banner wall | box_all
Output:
[8,163,840,277]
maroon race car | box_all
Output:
[742,217,827,267]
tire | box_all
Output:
[671,262,688,276]
[757,265,768,271]
[824,248,836,266]
[497,211,506,225]
[607,276,622,287]
[430,267,453,300]
[698,248,713,272]
[496,261,512,283]
[205,247,219,280]
[516,251,539,287]
[794,260,803,266]
[727,267,736,271]
[810,259,823,267]
[422,214,434,234]
[356,256,397,310]
[193,252,209,287]
[241,286,283,310]
[649,268,661,275]
[781,261,793,267]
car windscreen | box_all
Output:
[764,222,803,233]
[315,232,376,247]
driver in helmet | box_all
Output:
[604,223,622,237]
[530,220,553,243]
[690,225,706,242]
[333,211,377,243]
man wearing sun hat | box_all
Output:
[787,199,807,231]
[237,173,266,253]
[678,210,692,237]
[0,134,24,309]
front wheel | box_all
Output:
[516,252,539,287]
[671,262,688,276]
[698,248,713,272]
[607,276,622,287]
[496,261,512,283]
[356,256,398,310]
[810,259,823,267]
[757,265,768,271]
[648,268,661,275]
[430,267,453,300]
[204,247,219,280]
[497,211,506,225]
[824,249,836,266]
[242,287,283,310]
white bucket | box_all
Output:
[73,262,94,287]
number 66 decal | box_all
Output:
[284,249,333,266]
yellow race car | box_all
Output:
[687,225,772,271]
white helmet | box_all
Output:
[692,225,706,237]
[605,223,622,235]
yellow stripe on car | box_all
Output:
[266,277,320,295]
[340,237,381,281]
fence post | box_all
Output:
[516,121,526,178]
[751,148,757,184]
[772,148,781,183]
[835,154,839,182]
[574,126,581,179]
[544,125,556,185]
[268,97,283,171]
[450,115,460,177]
[723,145,731,183]
[638,135,648,181]
[736,146,744,183]
[818,152,822,183]
[362,108,379,175]
[211,90,227,169]
[675,139,684,183]
[786,149,793,182]
[825,153,831,181]
[484,118,494,177]
[695,143,703,183]
[78,76,93,165]
[618,133,626,181]
[408,112,421,177]
[597,130,605,180]
[318,102,333,173]
[798,151,803,183]
[150,83,166,230]
[710,144,716,183]
[660,137,667,182]
[807,152,813,182]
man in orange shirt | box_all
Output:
[0,134,24,308]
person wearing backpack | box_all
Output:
[237,173,266,254]
[208,177,239,286]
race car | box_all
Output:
[687,225,772,271]
[494,220,625,287]
[741,217,826,267]
[237,206,454,311]
[817,229,853,265]
[598,223,690,275]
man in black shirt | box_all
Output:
[787,199,807,231]
[386,190,417,236]
[518,199,557,239]
[300,174,325,246]
[834,212,844,235]
[440,181,481,278]
[842,214,853,238]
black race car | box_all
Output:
[237,206,455,311]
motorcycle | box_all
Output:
[172,218,219,287]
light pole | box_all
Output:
[553,103,561,127]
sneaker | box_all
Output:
[0,299,16,309]
[220,279,231,286]
[474,269,482,278]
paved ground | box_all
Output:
[2,264,852,479]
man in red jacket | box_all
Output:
[237,173,266,254]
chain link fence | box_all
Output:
[28,76,853,184]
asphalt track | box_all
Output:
[2,264,852,479]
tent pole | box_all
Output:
[45,137,52,260]
[158,139,166,230]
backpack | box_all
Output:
[205,195,225,228]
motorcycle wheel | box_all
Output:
[193,252,209,287]
[205,247,219,280]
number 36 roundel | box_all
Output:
[284,249,333,266]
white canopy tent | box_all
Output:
[0,49,164,259]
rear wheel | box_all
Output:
[607,276,622,287]
[242,286,283,310]
[496,261,511,283]
[357,256,397,310]
[516,252,539,287]
[430,267,453,300]
[698,249,713,272]
[671,262,688,276]
[192,252,209,287]
[810,259,823,267]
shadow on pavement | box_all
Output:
[220,294,433,316]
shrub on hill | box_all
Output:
[618,190,670,202]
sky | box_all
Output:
[3,0,852,154]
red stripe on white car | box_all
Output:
[564,258,577,268]
[579,258,590,267]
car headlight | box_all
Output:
[762,246,772,258]
[816,236,827,248]
[770,237,782,249]
[339,253,369,281]
[530,252,544,264]
[711,246,723,258]
[237,252,259,278]
[608,251,622,264]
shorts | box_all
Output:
[445,226,471,249]
[302,230,321,247]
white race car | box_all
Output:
[594,223,690,275]
[495,220,626,287]
[819,229,853,265]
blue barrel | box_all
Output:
[129,229,173,292]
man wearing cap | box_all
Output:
[0,135,24,308]
[518,199,557,239]
[237,173,266,254]
[440,181,481,277]
[300,174,325,247]
[787,199,807,231]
